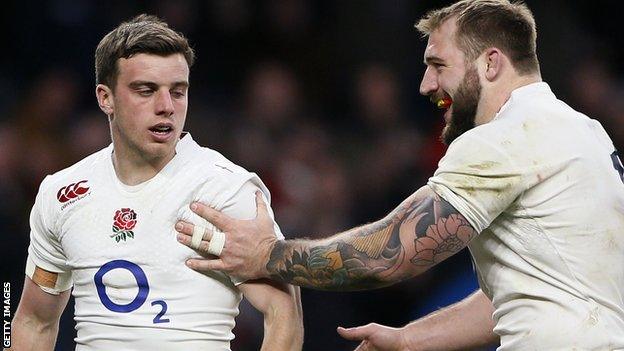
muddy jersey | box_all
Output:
[429,83,624,350]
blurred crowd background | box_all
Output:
[2,0,623,350]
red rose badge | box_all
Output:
[111,208,137,242]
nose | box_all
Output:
[419,66,439,97]
[155,89,175,117]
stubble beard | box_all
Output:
[441,64,481,145]
[111,121,176,165]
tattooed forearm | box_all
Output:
[266,186,477,290]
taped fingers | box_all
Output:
[206,229,225,256]
[176,219,235,275]
[190,224,205,250]
[178,221,224,256]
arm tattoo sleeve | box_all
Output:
[266,187,477,290]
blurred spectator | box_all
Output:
[228,62,305,191]
[67,111,110,160]
[274,122,353,237]
[10,69,81,200]
[346,64,426,222]
[569,58,624,152]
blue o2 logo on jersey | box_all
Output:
[94,260,149,312]
[94,260,170,323]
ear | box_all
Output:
[96,84,114,117]
[483,48,503,81]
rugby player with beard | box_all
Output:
[174,1,624,350]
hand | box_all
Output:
[175,191,278,281]
[337,323,409,351]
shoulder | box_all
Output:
[438,83,606,178]
[178,134,247,175]
[440,124,518,174]
[188,142,256,184]
[445,86,584,164]
[197,146,249,176]
[182,138,268,205]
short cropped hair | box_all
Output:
[95,14,195,89]
[416,0,539,75]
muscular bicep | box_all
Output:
[327,184,477,281]
[266,185,477,290]
[393,185,477,273]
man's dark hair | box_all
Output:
[95,14,195,89]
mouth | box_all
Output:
[430,94,453,110]
[149,123,174,134]
[148,123,175,142]
[436,97,453,110]
[433,95,453,122]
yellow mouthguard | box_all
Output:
[436,98,452,109]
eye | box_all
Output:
[137,89,154,97]
[171,90,186,99]
[432,62,445,71]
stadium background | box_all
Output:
[1,0,623,349]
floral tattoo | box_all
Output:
[266,188,477,290]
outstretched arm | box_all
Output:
[338,289,498,351]
[176,185,476,290]
[266,185,475,290]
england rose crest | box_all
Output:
[111,208,137,242]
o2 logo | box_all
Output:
[94,260,170,324]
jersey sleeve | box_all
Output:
[179,171,283,285]
[26,176,73,294]
[427,132,527,233]
[217,177,285,240]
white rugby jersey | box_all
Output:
[428,83,624,350]
[27,133,284,351]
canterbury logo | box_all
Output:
[57,180,90,203]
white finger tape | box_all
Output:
[207,229,225,256]
[191,225,205,250]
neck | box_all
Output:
[111,142,176,186]
[475,73,542,126]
